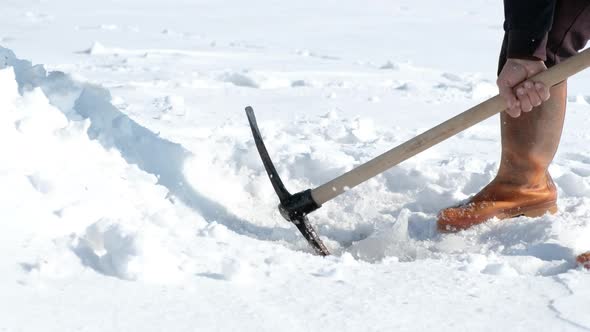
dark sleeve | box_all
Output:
[503,0,556,60]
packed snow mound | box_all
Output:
[0,47,207,283]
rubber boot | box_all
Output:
[577,252,590,269]
[437,81,567,232]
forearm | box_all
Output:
[503,0,556,60]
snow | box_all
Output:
[1,0,590,331]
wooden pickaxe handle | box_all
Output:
[311,48,590,205]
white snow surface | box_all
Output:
[2,0,590,331]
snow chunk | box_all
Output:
[222,257,253,282]
[481,263,520,277]
[83,41,108,55]
[219,71,259,88]
[200,222,230,241]
[74,219,185,283]
[557,173,590,197]
[349,209,416,262]
[351,117,377,142]
[379,60,399,70]
[152,95,186,116]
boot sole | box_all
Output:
[510,201,558,218]
[438,200,558,233]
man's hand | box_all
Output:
[497,58,551,118]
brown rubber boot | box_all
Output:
[577,252,590,269]
[437,81,567,232]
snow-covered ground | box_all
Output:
[1,0,590,331]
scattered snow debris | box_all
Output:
[441,72,462,82]
[152,95,186,117]
[73,219,185,283]
[379,60,399,70]
[291,79,312,87]
[219,71,259,88]
[481,262,520,277]
[321,109,339,120]
[351,117,377,141]
[83,41,107,55]
[221,257,253,282]
[199,222,230,240]
[23,11,54,22]
[296,49,311,57]
[394,81,414,91]
[556,173,590,197]
[339,252,357,265]
[100,24,118,30]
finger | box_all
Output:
[524,81,542,107]
[505,100,522,118]
[497,64,528,109]
[516,86,534,112]
[497,76,518,109]
[535,82,550,101]
[505,107,521,118]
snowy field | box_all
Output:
[1,0,590,331]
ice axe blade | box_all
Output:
[291,215,330,256]
[245,106,330,256]
[245,106,291,202]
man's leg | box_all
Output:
[438,81,566,232]
[437,0,590,232]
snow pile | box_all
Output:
[0,47,207,284]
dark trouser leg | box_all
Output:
[546,0,590,66]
